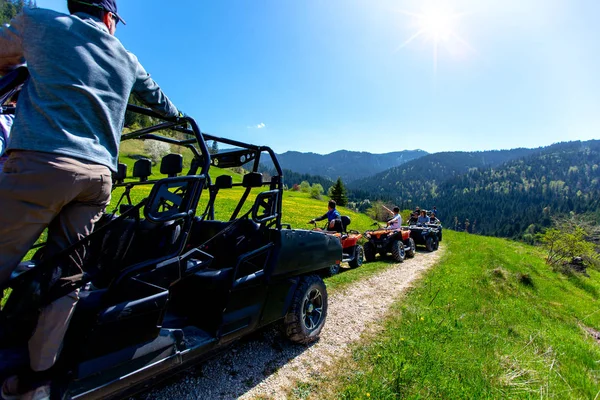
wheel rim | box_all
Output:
[302,288,324,331]
[356,246,364,266]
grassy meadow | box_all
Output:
[114,140,376,231]
[308,230,600,399]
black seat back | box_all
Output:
[341,216,351,232]
[133,158,152,182]
[160,154,183,177]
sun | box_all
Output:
[395,6,472,74]
[418,7,456,42]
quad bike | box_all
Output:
[0,69,342,399]
[310,216,364,276]
[408,222,440,252]
[363,223,415,263]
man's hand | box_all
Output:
[308,219,315,224]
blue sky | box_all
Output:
[37,0,600,154]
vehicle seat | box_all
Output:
[160,154,183,177]
[340,216,351,233]
[85,212,183,289]
[202,218,263,269]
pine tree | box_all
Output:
[210,140,219,155]
[330,177,348,207]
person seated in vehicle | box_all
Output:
[429,212,440,224]
[386,206,402,230]
[417,210,430,225]
[408,206,420,225]
[309,199,342,232]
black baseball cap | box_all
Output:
[71,0,126,25]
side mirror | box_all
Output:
[144,176,205,223]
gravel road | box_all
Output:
[138,248,442,400]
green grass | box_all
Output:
[315,230,600,399]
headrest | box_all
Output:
[133,158,152,182]
[341,215,351,227]
[215,175,233,189]
[242,172,263,188]
[160,153,183,177]
[112,163,127,184]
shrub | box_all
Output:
[144,140,171,165]
[310,183,324,200]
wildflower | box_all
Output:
[420,316,425,321]
[367,393,371,397]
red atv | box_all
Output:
[310,216,364,276]
[363,223,416,262]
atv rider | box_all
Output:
[417,210,430,224]
[386,206,402,230]
[408,206,420,225]
[309,199,342,232]
[0,1,180,398]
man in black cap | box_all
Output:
[0,1,180,398]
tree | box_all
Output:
[209,140,219,155]
[310,183,323,200]
[1,0,36,26]
[539,214,600,273]
[144,140,171,165]
[299,181,311,193]
[330,177,348,206]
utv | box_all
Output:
[363,224,415,263]
[0,69,342,399]
[310,216,364,276]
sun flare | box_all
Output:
[395,6,472,74]
[418,7,456,41]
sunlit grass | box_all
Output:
[313,230,600,399]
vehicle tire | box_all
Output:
[438,230,443,242]
[406,238,416,258]
[425,236,435,252]
[284,275,328,344]
[391,240,405,262]
[321,263,340,277]
[433,236,439,251]
[364,243,376,262]
[349,245,364,268]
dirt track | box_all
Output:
[139,248,442,400]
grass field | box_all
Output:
[310,230,600,399]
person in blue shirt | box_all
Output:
[417,210,430,225]
[309,199,342,231]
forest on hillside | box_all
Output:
[347,140,600,240]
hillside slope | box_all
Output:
[435,140,600,237]
[321,230,600,399]
[348,147,542,203]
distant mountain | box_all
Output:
[269,150,428,183]
[348,140,600,239]
[434,140,600,238]
[348,147,542,203]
